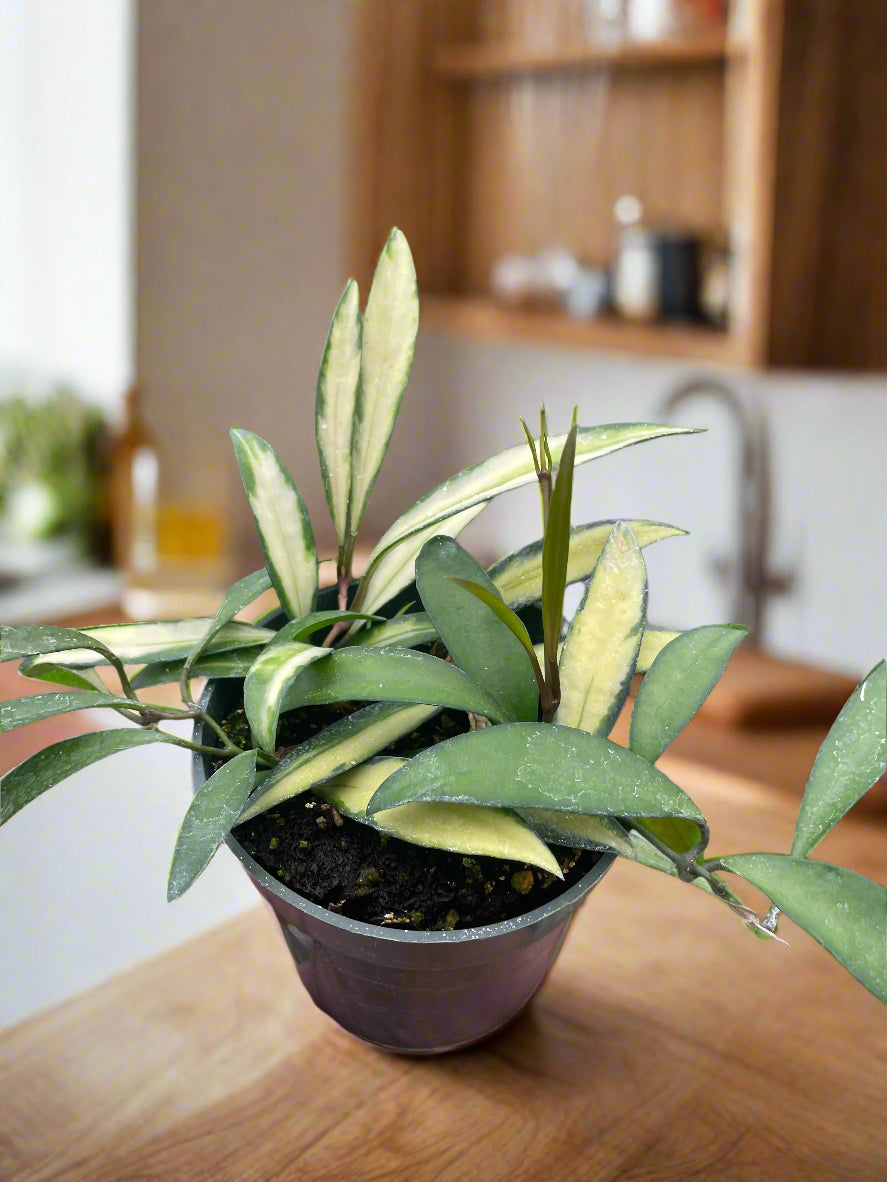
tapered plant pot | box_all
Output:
[192,602,615,1055]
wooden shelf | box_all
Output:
[433,33,739,81]
[421,295,744,365]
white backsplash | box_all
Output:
[411,330,887,677]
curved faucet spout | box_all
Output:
[659,375,784,646]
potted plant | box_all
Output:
[2,230,884,1053]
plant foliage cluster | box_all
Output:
[2,231,884,1002]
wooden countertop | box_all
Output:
[2,758,885,1181]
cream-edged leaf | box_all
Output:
[637,629,680,672]
[365,424,698,585]
[556,523,647,736]
[18,618,274,672]
[238,701,440,821]
[231,428,318,619]
[319,758,562,877]
[358,504,485,617]
[489,519,686,609]
[350,228,419,531]
[244,641,332,752]
[516,808,634,857]
[343,612,437,650]
[316,279,362,544]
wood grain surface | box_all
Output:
[2,757,885,1181]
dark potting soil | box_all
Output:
[227,703,600,932]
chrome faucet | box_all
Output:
[659,375,792,646]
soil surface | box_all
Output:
[228,703,600,931]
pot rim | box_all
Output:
[221,824,615,944]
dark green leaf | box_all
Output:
[367,721,705,822]
[168,750,258,900]
[630,624,748,763]
[18,659,107,692]
[541,416,578,678]
[343,613,437,650]
[280,645,512,723]
[1,729,174,824]
[792,661,886,858]
[2,623,121,665]
[722,853,887,1002]
[416,536,538,722]
[1,691,141,732]
[182,568,272,676]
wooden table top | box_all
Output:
[2,757,885,1182]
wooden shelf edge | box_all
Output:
[434,33,744,81]
[420,295,747,365]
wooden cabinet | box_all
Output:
[348,1,887,369]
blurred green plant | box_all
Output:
[0,389,108,544]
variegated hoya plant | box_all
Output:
[2,230,885,1002]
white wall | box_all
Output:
[0,0,132,409]
[411,332,887,677]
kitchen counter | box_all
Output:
[2,757,885,1181]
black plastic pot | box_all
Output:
[192,594,615,1054]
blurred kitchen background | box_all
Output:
[2,0,886,1025]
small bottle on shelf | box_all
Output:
[108,384,160,578]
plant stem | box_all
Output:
[625,818,735,901]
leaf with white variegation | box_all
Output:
[556,523,647,737]
[489,519,687,609]
[279,646,513,723]
[270,610,383,647]
[231,428,318,619]
[239,701,440,821]
[344,612,437,650]
[168,750,258,901]
[1,729,176,824]
[318,758,562,876]
[517,809,634,857]
[532,628,679,676]
[316,278,362,544]
[791,660,886,858]
[131,647,266,689]
[15,618,274,673]
[722,853,887,1002]
[357,504,486,617]
[363,423,699,588]
[366,722,706,823]
[630,624,748,763]
[349,228,419,532]
[416,536,538,724]
[244,641,332,752]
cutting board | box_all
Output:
[693,646,859,730]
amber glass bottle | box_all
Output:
[108,385,160,576]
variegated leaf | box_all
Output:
[556,523,647,737]
[316,278,362,544]
[516,808,634,857]
[244,641,332,752]
[319,758,562,876]
[231,428,318,619]
[350,228,419,531]
[238,701,440,821]
[365,424,698,585]
[18,618,274,673]
[489,519,687,609]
